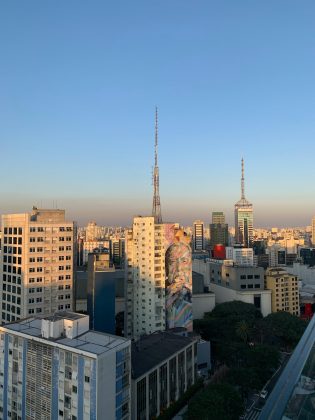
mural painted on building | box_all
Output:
[165,229,193,331]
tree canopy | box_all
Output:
[187,383,244,420]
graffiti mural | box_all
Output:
[165,229,193,331]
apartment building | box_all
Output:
[125,216,177,340]
[0,312,130,420]
[265,268,300,315]
[0,208,75,324]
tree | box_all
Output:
[260,312,307,350]
[187,383,244,420]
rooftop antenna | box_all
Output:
[152,106,162,223]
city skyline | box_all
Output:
[1,2,315,226]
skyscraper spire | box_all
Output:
[152,107,162,223]
[241,157,245,200]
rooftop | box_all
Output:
[131,331,195,379]
[2,313,129,356]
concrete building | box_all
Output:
[125,216,175,340]
[193,220,205,251]
[193,259,271,316]
[0,208,75,324]
[312,216,315,246]
[226,246,254,266]
[234,159,253,247]
[210,212,229,248]
[111,237,125,268]
[267,244,286,267]
[131,332,197,419]
[265,268,300,316]
[0,312,131,420]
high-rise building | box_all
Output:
[265,268,300,315]
[111,237,125,268]
[193,220,205,251]
[0,208,75,324]
[210,212,229,248]
[125,216,172,340]
[312,216,315,246]
[0,312,131,420]
[234,159,254,247]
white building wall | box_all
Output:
[192,294,215,319]
[209,283,271,317]
[286,263,315,285]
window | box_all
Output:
[240,275,246,280]
[85,376,90,383]
[247,275,253,279]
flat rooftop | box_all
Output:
[132,331,195,379]
[44,311,86,321]
[2,314,129,356]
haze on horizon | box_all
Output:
[1,1,315,228]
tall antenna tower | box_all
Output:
[152,107,162,223]
[241,157,245,200]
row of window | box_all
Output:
[29,236,72,242]
[29,246,72,252]
[2,305,21,314]
[3,275,22,285]
[2,265,21,275]
[3,256,22,264]
[2,285,21,294]
[2,246,22,255]
[1,313,20,322]
[240,284,261,289]
[240,274,261,280]
[57,304,71,311]
[3,237,22,245]
[3,227,23,235]
[29,226,72,233]
[29,265,72,273]
[2,297,21,306]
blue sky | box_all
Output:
[1,1,315,227]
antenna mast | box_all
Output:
[152,107,162,223]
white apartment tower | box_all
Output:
[193,220,205,251]
[0,208,75,324]
[125,216,174,340]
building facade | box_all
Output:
[125,217,173,339]
[265,268,300,315]
[210,212,229,248]
[131,332,197,420]
[0,312,131,420]
[193,220,205,251]
[193,259,271,316]
[87,250,116,334]
[0,208,75,324]
[225,246,254,266]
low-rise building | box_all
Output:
[193,259,271,316]
[0,312,131,420]
[131,332,197,419]
[265,268,300,315]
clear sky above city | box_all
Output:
[1,1,315,227]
